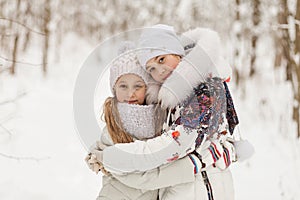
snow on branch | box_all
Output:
[0,91,27,106]
[0,124,13,137]
[0,55,47,67]
[0,152,50,161]
[273,20,300,30]
[272,23,290,30]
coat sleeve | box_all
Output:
[100,126,114,146]
[87,126,112,152]
[102,125,198,174]
[112,156,195,190]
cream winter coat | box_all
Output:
[97,127,205,200]
[96,127,159,200]
[113,166,234,200]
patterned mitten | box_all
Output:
[85,153,101,173]
[190,139,225,173]
[197,139,224,169]
[214,140,236,170]
[85,152,110,175]
[85,141,110,175]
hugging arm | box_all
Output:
[102,124,198,174]
[103,79,235,175]
[86,127,197,190]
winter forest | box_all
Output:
[1,0,300,199]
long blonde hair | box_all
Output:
[102,97,134,144]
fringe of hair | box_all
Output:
[102,97,134,144]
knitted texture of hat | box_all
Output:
[117,103,155,140]
[138,24,185,68]
[109,42,150,93]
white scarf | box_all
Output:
[117,103,155,140]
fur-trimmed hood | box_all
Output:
[157,28,232,108]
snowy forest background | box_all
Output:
[1,0,300,199]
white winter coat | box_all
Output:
[102,27,233,173]
[102,28,236,200]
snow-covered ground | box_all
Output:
[0,33,299,200]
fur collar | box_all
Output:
[145,80,161,104]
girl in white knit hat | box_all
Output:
[97,25,246,200]
[85,44,161,199]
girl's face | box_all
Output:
[115,74,146,105]
[145,54,181,83]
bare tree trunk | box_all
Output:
[22,3,31,52]
[295,0,300,54]
[233,0,241,86]
[42,0,51,75]
[279,0,300,138]
[10,35,19,74]
[294,0,300,137]
[10,0,21,75]
[281,0,293,81]
[274,6,285,69]
[250,0,260,77]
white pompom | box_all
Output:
[118,41,136,55]
[234,139,255,162]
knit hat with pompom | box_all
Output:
[109,41,150,93]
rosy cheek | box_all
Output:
[171,60,180,69]
[171,64,177,69]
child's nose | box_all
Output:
[127,88,136,98]
[158,67,166,75]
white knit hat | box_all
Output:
[109,41,150,93]
[137,24,185,68]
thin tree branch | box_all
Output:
[0,17,45,36]
[0,152,51,161]
[0,55,47,67]
[0,113,16,125]
[272,20,300,30]
[0,91,27,106]
[1,33,18,37]
[0,124,13,137]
